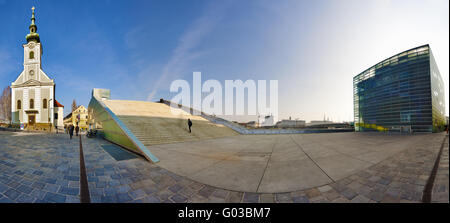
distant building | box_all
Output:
[260,115,275,127]
[54,100,64,130]
[276,120,306,128]
[64,105,88,130]
[307,120,334,127]
[354,44,446,133]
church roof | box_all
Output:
[54,99,64,107]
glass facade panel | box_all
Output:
[353,44,446,133]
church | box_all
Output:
[11,7,64,131]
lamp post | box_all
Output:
[48,98,53,132]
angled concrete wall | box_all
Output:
[88,88,159,163]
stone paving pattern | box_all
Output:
[0,131,448,203]
[0,132,80,203]
[431,135,449,203]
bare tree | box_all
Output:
[72,99,77,112]
[0,86,11,123]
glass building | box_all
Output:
[354,44,446,133]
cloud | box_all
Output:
[146,1,232,101]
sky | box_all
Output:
[0,0,448,122]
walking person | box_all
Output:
[187,118,192,133]
[75,125,80,136]
[69,125,74,140]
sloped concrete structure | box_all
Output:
[88,89,237,163]
[103,100,238,146]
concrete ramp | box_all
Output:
[88,89,237,163]
[103,100,238,146]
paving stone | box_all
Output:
[207,197,227,203]
[65,196,80,203]
[198,186,215,198]
[143,187,158,195]
[17,185,33,194]
[305,188,321,198]
[341,189,358,200]
[43,192,66,203]
[117,185,131,193]
[350,195,370,203]
[179,187,196,197]
[225,191,243,203]
[4,188,21,200]
[129,189,146,200]
[43,183,59,193]
[317,185,332,193]
[332,197,349,203]
[143,195,161,203]
[329,182,347,192]
[0,197,15,203]
[243,193,259,203]
[322,190,340,201]
[89,188,103,197]
[275,193,292,203]
[168,184,183,193]
[259,194,275,203]
[59,186,79,196]
[368,191,384,202]
[292,195,309,203]
[211,189,228,199]
[15,194,35,203]
[189,194,209,203]
[0,183,9,193]
[101,195,118,203]
[170,194,187,203]
[156,190,174,201]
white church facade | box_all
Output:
[11,7,64,130]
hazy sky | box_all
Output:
[0,0,448,122]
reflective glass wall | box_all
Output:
[353,45,446,133]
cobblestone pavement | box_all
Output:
[0,131,448,203]
[432,135,449,203]
[0,132,80,203]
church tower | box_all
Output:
[11,7,64,130]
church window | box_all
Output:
[30,99,34,109]
[29,70,34,76]
[17,100,22,109]
[29,51,34,59]
[43,99,47,109]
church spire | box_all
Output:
[26,6,40,43]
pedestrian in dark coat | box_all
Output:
[75,125,80,136]
[187,119,192,133]
[69,125,74,139]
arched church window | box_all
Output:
[43,99,47,109]
[29,70,34,76]
[17,100,21,109]
[29,51,34,59]
[30,99,34,109]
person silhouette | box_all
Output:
[188,119,192,133]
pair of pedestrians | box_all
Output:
[68,125,80,139]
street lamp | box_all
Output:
[48,98,53,132]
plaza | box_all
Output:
[0,3,448,206]
[0,130,447,203]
